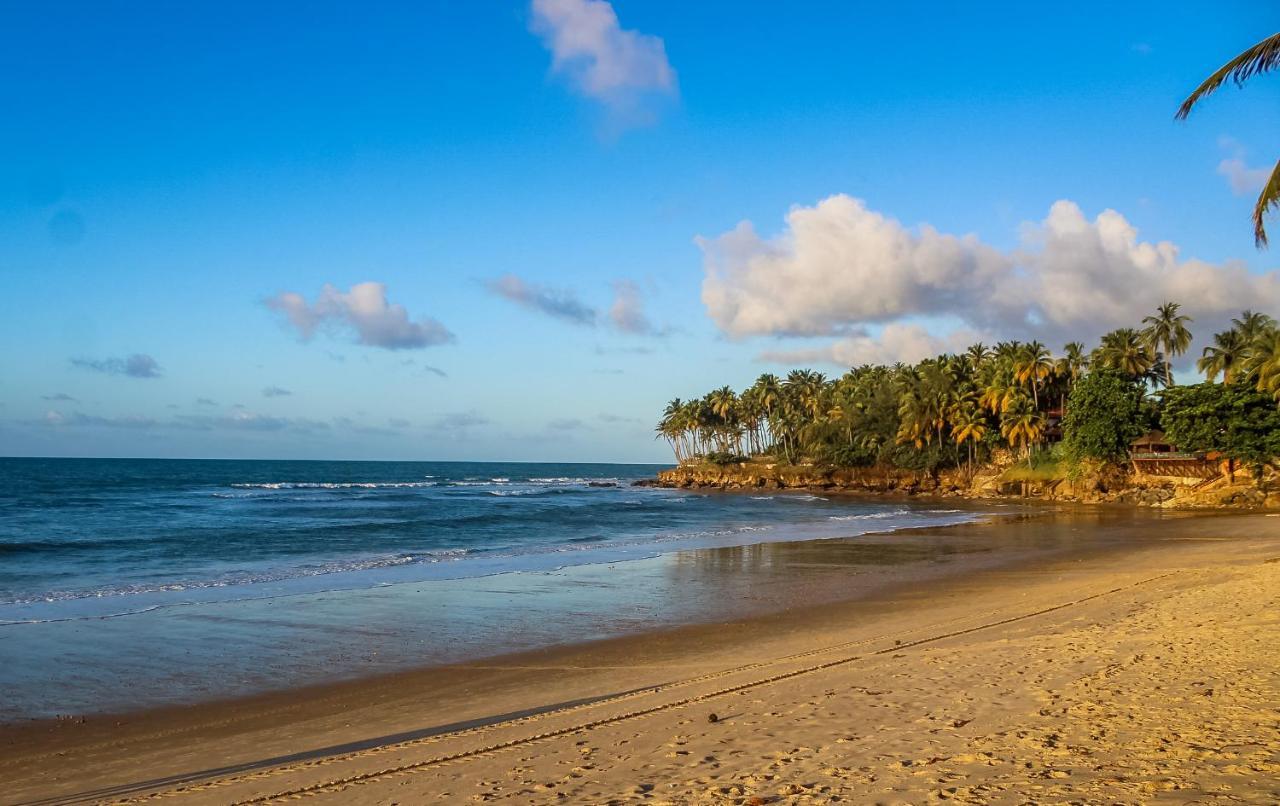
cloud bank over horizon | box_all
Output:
[699,194,1280,366]
[266,282,454,351]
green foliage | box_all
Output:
[883,442,952,474]
[1060,370,1148,463]
[654,304,1280,473]
[1159,380,1280,466]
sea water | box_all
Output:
[0,457,988,719]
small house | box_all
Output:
[1129,430,1218,479]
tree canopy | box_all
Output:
[1060,370,1150,463]
[658,303,1280,475]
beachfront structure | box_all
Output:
[1129,430,1219,479]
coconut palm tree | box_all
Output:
[1014,341,1054,408]
[1053,341,1089,407]
[965,343,991,370]
[657,398,686,462]
[1247,329,1280,401]
[1197,329,1247,383]
[951,401,987,474]
[1233,309,1276,344]
[1000,393,1045,465]
[707,386,739,453]
[1141,302,1193,387]
[979,371,1021,415]
[1094,328,1156,381]
[749,373,782,452]
[1176,32,1280,247]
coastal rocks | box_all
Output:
[655,462,934,495]
[652,460,1280,511]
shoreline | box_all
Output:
[0,498,1010,723]
[4,507,1274,803]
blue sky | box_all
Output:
[2,0,1278,462]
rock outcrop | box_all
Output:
[652,460,1278,510]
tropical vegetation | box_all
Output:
[1176,31,1280,247]
[656,303,1280,476]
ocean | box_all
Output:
[0,457,991,720]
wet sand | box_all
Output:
[2,507,1278,804]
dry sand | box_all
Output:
[3,511,1278,805]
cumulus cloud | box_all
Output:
[699,194,1280,364]
[70,353,162,378]
[262,386,292,398]
[760,324,980,368]
[266,282,454,350]
[530,0,676,121]
[548,417,587,431]
[42,392,77,402]
[486,273,597,325]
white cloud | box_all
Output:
[530,0,676,120]
[608,279,665,335]
[1217,158,1271,195]
[699,195,1009,338]
[266,282,454,350]
[1216,137,1271,195]
[699,194,1280,364]
[760,324,980,367]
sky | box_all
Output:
[1,0,1278,462]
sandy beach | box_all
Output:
[3,509,1278,805]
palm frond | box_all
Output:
[1253,158,1280,248]
[1176,32,1280,119]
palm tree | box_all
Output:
[1232,309,1276,344]
[1000,394,1045,465]
[1094,328,1156,381]
[951,402,987,474]
[1176,32,1280,246]
[1247,329,1280,401]
[1141,302,1193,387]
[750,373,782,453]
[979,372,1021,415]
[965,343,991,370]
[1055,341,1088,401]
[707,386,740,454]
[1198,329,1246,383]
[657,398,686,462]
[1014,341,1053,408]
